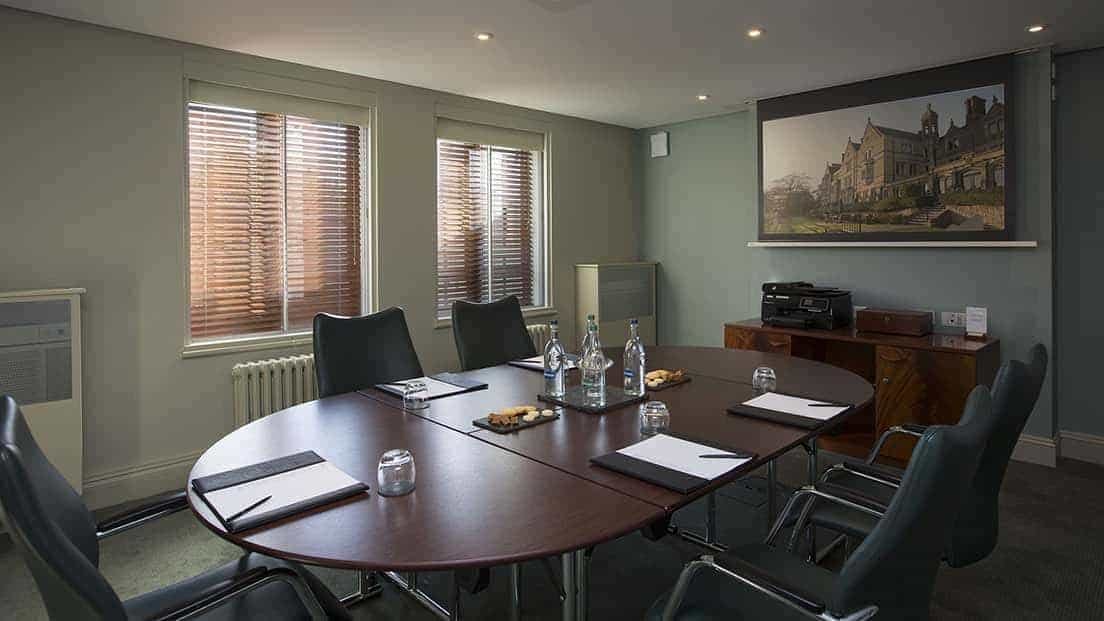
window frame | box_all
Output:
[180,70,378,358]
[432,114,554,328]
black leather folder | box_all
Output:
[192,451,368,533]
[726,399,852,430]
[590,451,709,494]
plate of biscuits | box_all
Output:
[473,405,560,434]
[645,369,691,391]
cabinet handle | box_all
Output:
[882,377,890,385]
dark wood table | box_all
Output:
[188,346,873,621]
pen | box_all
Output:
[226,495,272,523]
[699,454,752,459]
[808,402,848,407]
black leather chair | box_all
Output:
[649,387,992,621]
[451,295,537,371]
[0,395,350,621]
[313,307,424,398]
[798,343,1049,567]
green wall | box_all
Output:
[637,50,1055,437]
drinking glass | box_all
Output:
[640,401,670,436]
[402,380,429,410]
[377,449,416,497]
[752,366,777,393]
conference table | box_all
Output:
[187,346,874,621]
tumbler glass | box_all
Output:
[377,449,416,497]
[402,380,429,410]
[640,401,670,436]
[752,366,777,393]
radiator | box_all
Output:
[527,323,552,352]
[232,354,317,427]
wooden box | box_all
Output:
[856,308,932,337]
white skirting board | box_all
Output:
[1058,431,1104,466]
[1012,434,1057,468]
[81,450,203,511]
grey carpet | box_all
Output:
[2,450,1101,620]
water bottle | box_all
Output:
[581,321,607,400]
[543,320,566,398]
[623,318,646,396]
[579,313,596,357]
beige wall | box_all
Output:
[0,8,639,507]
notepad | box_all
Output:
[742,392,849,421]
[193,452,368,533]
[508,355,578,372]
[375,373,487,399]
[615,434,752,480]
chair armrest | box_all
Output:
[145,566,325,621]
[720,555,827,614]
[843,462,903,487]
[816,483,889,514]
[97,490,188,539]
[661,556,826,621]
[866,424,927,463]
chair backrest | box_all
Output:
[0,396,126,620]
[947,343,1048,567]
[451,295,537,371]
[313,307,425,398]
[830,387,990,620]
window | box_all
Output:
[187,83,369,342]
[435,119,547,320]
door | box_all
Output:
[874,346,975,461]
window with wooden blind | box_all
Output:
[187,84,368,343]
[435,119,547,320]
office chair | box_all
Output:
[313,307,424,398]
[649,387,992,621]
[451,295,537,371]
[0,395,350,621]
[797,343,1048,567]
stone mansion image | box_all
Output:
[818,95,1006,210]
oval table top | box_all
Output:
[188,346,873,571]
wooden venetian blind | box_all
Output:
[188,103,363,340]
[436,139,541,319]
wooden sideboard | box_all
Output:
[724,319,1001,461]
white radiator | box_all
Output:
[232,354,317,427]
[527,323,552,352]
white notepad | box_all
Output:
[616,434,751,480]
[742,392,849,421]
[203,461,363,524]
[516,355,577,369]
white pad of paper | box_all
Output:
[616,434,751,480]
[742,392,848,421]
[203,461,362,523]
[518,355,577,369]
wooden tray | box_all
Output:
[538,385,647,414]
[473,410,560,434]
[646,375,692,392]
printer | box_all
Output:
[761,282,853,330]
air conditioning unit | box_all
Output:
[0,289,84,492]
[575,262,658,347]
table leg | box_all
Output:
[509,563,522,621]
[766,460,778,528]
[340,570,383,606]
[575,549,591,621]
[380,571,450,620]
[561,552,577,621]
[678,492,729,552]
[806,439,819,556]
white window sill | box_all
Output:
[435,306,558,330]
[181,332,313,359]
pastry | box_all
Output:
[488,410,521,426]
[645,369,685,386]
[540,409,555,418]
[523,411,539,423]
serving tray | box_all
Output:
[538,385,647,414]
[473,410,561,434]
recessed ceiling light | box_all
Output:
[697,94,710,101]
[1025,24,1047,33]
[475,32,494,41]
[747,27,764,38]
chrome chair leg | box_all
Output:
[767,460,778,529]
[340,570,383,607]
[379,571,450,620]
[804,439,819,555]
[575,548,592,621]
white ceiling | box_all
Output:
[5,0,1102,128]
